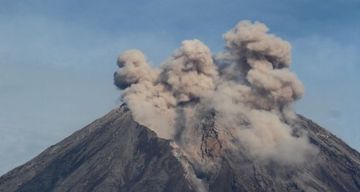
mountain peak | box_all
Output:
[1,105,360,192]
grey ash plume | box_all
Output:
[114,20,318,165]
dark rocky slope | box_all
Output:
[0,106,192,192]
[1,105,360,192]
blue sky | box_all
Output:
[0,0,359,174]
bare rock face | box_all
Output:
[197,114,360,192]
[1,105,360,192]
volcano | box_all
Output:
[2,20,360,192]
[1,105,360,192]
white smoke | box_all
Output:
[114,20,317,164]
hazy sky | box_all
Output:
[0,0,359,175]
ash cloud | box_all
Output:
[160,39,218,103]
[114,20,317,164]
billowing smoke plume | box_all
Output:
[114,20,317,165]
[114,50,177,139]
[160,39,218,103]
